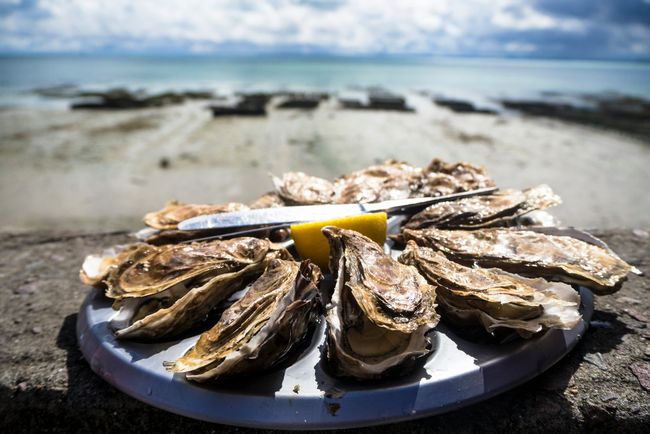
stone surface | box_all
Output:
[0,229,648,433]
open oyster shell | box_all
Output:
[168,259,322,381]
[143,200,249,230]
[398,241,581,337]
[404,184,561,230]
[80,237,290,339]
[402,228,640,295]
[79,244,143,287]
[322,227,439,379]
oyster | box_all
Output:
[424,158,494,192]
[272,158,495,206]
[79,244,144,287]
[398,241,580,337]
[249,191,286,209]
[404,185,561,230]
[143,200,249,230]
[402,228,640,295]
[332,160,421,203]
[168,259,322,381]
[322,227,439,379]
[272,172,335,205]
[81,237,290,339]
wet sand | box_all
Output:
[1,95,649,230]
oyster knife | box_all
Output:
[178,187,497,231]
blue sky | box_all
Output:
[1,0,649,59]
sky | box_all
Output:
[0,0,649,60]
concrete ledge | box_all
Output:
[0,230,648,433]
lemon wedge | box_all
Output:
[290,212,387,272]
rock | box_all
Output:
[433,98,497,114]
[617,296,642,305]
[632,229,649,238]
[623,308,649,323]
[31,326,42,335]
[158,157,170,169]
[71,88,214,110]
[339,90,414,112]
[584,352,608,370]
[277,94,323,109]
[600,392,619,402]
[500,93,650,140]
[210,93,271,117]
[16,381,27,392]
[630,362,650,391]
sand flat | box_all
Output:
[1,96,649,230]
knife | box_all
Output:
[178,187,497,231]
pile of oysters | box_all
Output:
[80,158,640,382]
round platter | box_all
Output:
[76,284,592,430]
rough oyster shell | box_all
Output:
[143,200,249,230]
[248,191,286,209]
[80,237,290,339]
[271,158,495,206]
[425,158,494,192]
[105,237,282,299]
[398,241,581,337]
[168,259,322,381]
[272,172,335,205]
[79,244,143,287]
[332,160,421,203]
[404,184,561,230]
[402,227,640,295]
[322,227,439,379]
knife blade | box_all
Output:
[177,187,497,231]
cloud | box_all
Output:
[0,0,648,59]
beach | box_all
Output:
[1,93,649,231]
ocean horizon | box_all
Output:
[1,55,649,107]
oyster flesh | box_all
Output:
[404,184,561,230]
[79,244,144,287]
[398,241,580,337]
[402,227,640,295]
[168,259,322,381]
[322,227,439,379]
[82,237,290,339]
[143,200,249,230]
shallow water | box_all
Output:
[1,55,649,107]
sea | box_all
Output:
[0,55,649,107]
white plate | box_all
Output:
[76,284,592,429]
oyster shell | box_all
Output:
[425,158,494,192]
[81,237,290,339]
[271,158,495,206]
[402,227,640,295]
[272,172,335,205]
[249,191,286,209]
[398,241,580,337]
[79,244,144,287]
[404,185,561,230]
[332,160,421,203]
[143,200,249,230]
[322,227,439,379]
[168,259,322,381]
